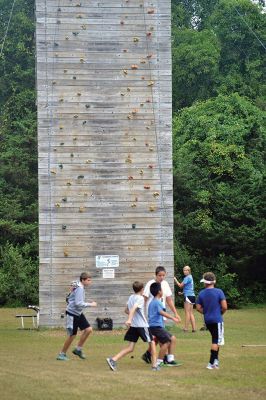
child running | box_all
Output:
[196,272,227,369]
[106,281,159,371]
[57,272,97,361]
[148,282,182,367]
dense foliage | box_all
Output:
[172,0,266,305]
[0,0,265,306]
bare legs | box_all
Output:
[184,302,196,331]
[60,326,93,354]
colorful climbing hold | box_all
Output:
[144,185,151,189]
[131,65,139,70]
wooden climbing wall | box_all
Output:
[36,0,173,327]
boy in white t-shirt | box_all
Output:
[142,266,181,364]
[106,281,159,371]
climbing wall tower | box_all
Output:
[36,0,173,327]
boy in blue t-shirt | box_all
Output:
[148,282,182,367]
[196,272,227,370]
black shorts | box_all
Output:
[206,322,224,345]
[124,327,153,343]
[184,296,196,304]
[66,311,90,336]
[150,327,172,344]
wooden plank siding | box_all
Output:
[36,0,173,327]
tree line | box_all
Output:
[0,0,265,306]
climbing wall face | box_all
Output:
[36,0,173,327]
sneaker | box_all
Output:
[141,351,151,364]
[106,357,117,371]
[72,348,86,359]
[56,353,69,361]
[214,359,219,369]
[206,363,217,370]
[151,366,161,371]
[164,360,183,367]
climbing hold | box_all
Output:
[128,176,134,180]
[54,42,59,47]
[73,76,76,80]
[77,14,83,18]
[127,87,131,92]
[59,164,63,169]
[82,121,87,125]
[52,80,56,85]
[132,224,136,229]
[149,205,156,212]
[145,142,149,147]
[133,37,139,43]
[62,197,67,202]
[64,69,68,73]
[59,125,64,130]
[56,20,61,24]
[127,115,132,120]
[55,203,60,208]
[146,32,152,37]
[79,207,85,212]
[85,159,92,164]
[66,182,72,186]
[132,109,138,115]
[60,142,64,145]
[76,2,81,6]
[74,114,78,118]
[73,137,77,141]
[131,203,137,208]
[146,126,150,130]
[148,164,154,169]
[65,36,69,40]
[62,224,67,230]
[139,169,144,176]
[72,31,79,36]
[135,197,138,202]
[150,26,154,31]
[144,185,151,189]
[140,103,144,106]
[120,93,125,96]
[78,175,84,179]
[123,69,128,75]
[85,104,90,108]
[59,98,64,102]
[123,49,128,53]
[120,21,125,25]
[131,65,138,70]
[63,249,69,257]
[81,24,86,30]
[77,92,82,96]
[80,58,84,63]
[147,54,153,59]
[125,155,132,164]
[58,7,61,11]
[141,76,145,80]
[70,153,74,157]
[146,99,151,103]
[149,147,154,152]
[133,137,136,141]
[55,53,58,57]
[148,9,155,14]
[153,192,160,198]
[147,81,154,86]
[50,170,57,175]
[140,60,146,64]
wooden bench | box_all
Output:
[16,306,40,329]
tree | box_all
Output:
[173,93,266,302]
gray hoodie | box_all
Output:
[66,284,91,316]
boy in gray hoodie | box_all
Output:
[57,272,97,361]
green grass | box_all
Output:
[0,307,266,400]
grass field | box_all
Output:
[0,307,265,400]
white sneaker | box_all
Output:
[206,363,216,370]
[214,359,219,369]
